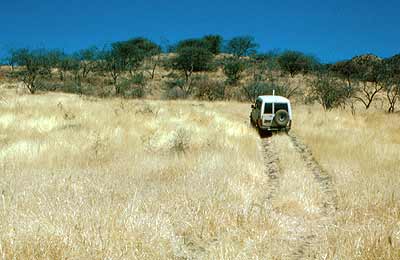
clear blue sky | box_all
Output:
[1,0,399,62]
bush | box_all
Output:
[192,75,226,101]
[175,35,222,55]
[36,80,59,92]
[251,52,281,81]
[223,58,246,85]
[36,80,83,94]
[116,73,147,98]
[176,39,208,52]
[242,81,288,101]
[60,81,83,94]
[171,128,190,153]
[163,79,186,99]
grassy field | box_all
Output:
[0,86,399,259]
[293,104,400,259]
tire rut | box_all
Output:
[288,133,338,215]
[262,133,338,259]
[261,138,281,201]
[262,136,317,260]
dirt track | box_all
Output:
[261,133,338,259]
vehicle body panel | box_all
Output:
[250,95,292,132]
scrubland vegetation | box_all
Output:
[0,34,399,259]
[2,35,399,113]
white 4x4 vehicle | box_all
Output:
[250,95,292,133]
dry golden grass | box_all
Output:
[293,104,400,259]
[0,85,399,259]
[0,89,274,259]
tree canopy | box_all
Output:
[225,36,259,57]
[277,51,319,77]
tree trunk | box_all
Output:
[151,63,157,79]
[386,86,399,113]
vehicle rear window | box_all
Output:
[274,103,288,112]
[264,103,272,114]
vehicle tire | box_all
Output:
[258,127,265,137]
[273,110,289,127]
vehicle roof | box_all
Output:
[257,95,290,103]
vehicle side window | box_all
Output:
[274,103,288,112]
[264,103,272,114]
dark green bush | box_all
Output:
[172,46,214,78]
[225,36,258,57]
[277,51,320,77]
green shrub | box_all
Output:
[223,58,246,85]
[116,73,146,98]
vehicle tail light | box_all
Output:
[258,119,262,126]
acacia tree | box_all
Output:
[137,39,162,80]
[202,35,223,55]
[330,59,359,88]
[100,49,126,94]
[225,36,258,57]
[6,48,18,71]
[171,45,214,96]
[351,55,384,109]
[112,37,160,76]
[382,55,400,112]
[57,53,80,82]
[309,72,353,110]
[75,46,100,79]
[11,48,52,94]
[176,39,207,52]
[277,51,319,77]
[176,35,222,55]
